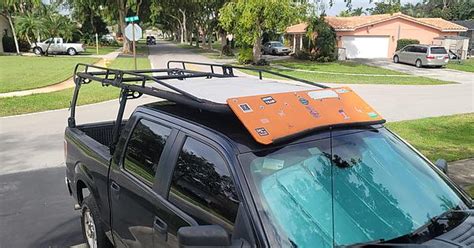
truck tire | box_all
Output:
[81,196,113,248]
[33,47,43,55]
[67,48,77,56]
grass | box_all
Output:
[446,59,474,73]
[83,45,121,55]
[385,113,474,162]
[0,57,151,117]
[239,63,452,85]
[467,186,474,198]
[0,56,98,93]
[274,59,406,75]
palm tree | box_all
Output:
[15,11,43,46]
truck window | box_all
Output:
[169,137,239,230]
[123,119,171,185]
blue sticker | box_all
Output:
[299,97,309,105]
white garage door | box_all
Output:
[342,36,389,59]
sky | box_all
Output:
[323,0,422,15]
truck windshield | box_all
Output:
[239,127,467,247]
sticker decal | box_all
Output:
[368,112,378,118]
[262,158,285,170]
[306,106,320,118]
[255,127,269,136]
[261,96,277,105]
[298,97,309,105]
[339,109,350,120]
[260,118,270,124]
[308,90,339,100]
[335,88,350,94]
[238,103,253,113]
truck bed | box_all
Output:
[77,121,124,147]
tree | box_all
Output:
[366,0,401,15]
[220,0,305,63]
[306,14,337,62]
[15,11,43,45]
[338,7,365,17]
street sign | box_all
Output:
[125,23,142,41]
[125,16,139,22]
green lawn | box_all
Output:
[0,56,98,93]
[467,186,474,198]
[0,57,151,117]
[239,64,452,85]
[274,59,405,75]
[83,45,121,55]
[109,57,151,70]
[385,113,474,162]
[446,59,474,73]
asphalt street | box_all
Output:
[0,167,84,248]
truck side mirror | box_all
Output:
[435,159,448,174]
[178,225,230,247]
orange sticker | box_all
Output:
[227,87,384,145]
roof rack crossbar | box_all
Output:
[166,60,329,89]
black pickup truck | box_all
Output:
[65,62,473,248]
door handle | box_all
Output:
[110,181,120,191]
[154,216,168,235]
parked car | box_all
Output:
[65,61,472,248]
[32,37,85,56]
[262,41,291,55]
[146,35,156,45]
[393,44,449,68]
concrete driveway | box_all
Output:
[358,58,474,84]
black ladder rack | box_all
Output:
[69,60,329,151]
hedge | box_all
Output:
[396,39,420,51]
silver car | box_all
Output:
[262,41,291,55]
[393,45,449,68]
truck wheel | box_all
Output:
[33,47,43,55]
[81,196,112,248]
[67,48,77,56]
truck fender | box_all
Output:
[74,162,99,206]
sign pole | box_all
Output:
[132,22,137,70]
[95,33,99,55]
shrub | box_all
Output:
[293,50,311,60]
[305,15,337,62]
[1,36,29,52]
[221,44,234,56]
[237,47,253,64]
[396,39,419,51]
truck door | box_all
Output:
[153,132,242,247]
[108,117,182,248]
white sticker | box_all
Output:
[307,90,339,100]
[335,88,350,94]
[262,158,285,170]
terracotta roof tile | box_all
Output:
[286,13,467,33]
[286,22,308,33]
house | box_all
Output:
[286,13,467,59]
[0,15,12,53]
[453,20,474,55]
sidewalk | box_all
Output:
[0,51,120,98]
[449,158,474,189]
